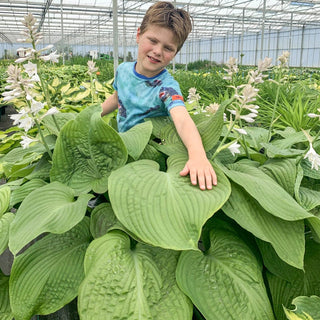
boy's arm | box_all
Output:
[101,91,118,116]
[169,106,217,190]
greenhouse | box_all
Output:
[1,1,320,320]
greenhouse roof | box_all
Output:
[1,0,320,47]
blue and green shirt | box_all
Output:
[113,61,185,132]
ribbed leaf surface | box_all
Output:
[0,186,10,216]
[0,271,13,320]
[10,179,47,207]
[78,230,192,320]
[266,237,320,320]
[0,213,15,255]
[223,182,305,269]
[9,181,93,255]
[176,219,275,320]
[119,121,153,160]
[222,162,312,220]
[299,187,320,211]
[9,218,91,320]
[50,104,127,194]
[108,154,231,250]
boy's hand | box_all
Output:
[180,157,217,190]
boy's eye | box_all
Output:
[165,46,175,52]
[149,38,157,44]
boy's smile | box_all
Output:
[136,25,178,78]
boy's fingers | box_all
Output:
[180,164,189,176]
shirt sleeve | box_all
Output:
[159,85,185,112]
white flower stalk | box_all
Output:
[235,84,259,106]
[42,107,59,118]
[278,51,290,68]
[87,60,99,75]
[228,141,241,156]
[30,99,45,115]
[304,143,320,170]
[223,57,238,80]
[187,87,201,104]
[308,108,320,119]
[20,135,37,149]
[240,112,258,123]
[247,57,272,85]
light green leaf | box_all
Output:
[10,179,47,207]
[301,159,320,180]
[78,230,192,320]
[119,121,153,160]
[108,154,231,250]
[50,104,128,194]
[42,112,76,136]
[0,271,13,320]
[0,213,15,255]
[9,181,93,255]
[299,187,320,211]
[266,236,320,320]
[176,219,275,320]
[243,126,269,151]
[10,218,91,320]
[223,182,305,269]
[0,186,10,216]
[284,296,320,320]
[221,162,312,221]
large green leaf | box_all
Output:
[10,218,91,320]
[176,219,275,320]
[284,296,320,320]
[266,236,320,320]
[0,212,15,255]
[221,162,312,221]
[108,154,231,250]
[299,187,320,211]
[0,186,10,216]
[78,230,192,320]
[50,104,128,194]
[223,182,305,269]
[0,271,13,320]
[9,181,93,255]
[119,121,153,160]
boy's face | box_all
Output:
[136,25,178,78]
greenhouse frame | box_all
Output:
[1,0,320,67]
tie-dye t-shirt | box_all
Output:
[113,61,185,132]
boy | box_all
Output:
[101,1,217,190]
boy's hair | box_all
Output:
[140,1,192,52]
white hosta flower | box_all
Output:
[187,87,201,104]
[228,141,241,156]
[233,127,247,135]
[307,108,320,119]
[39,51,60,63]
[21,136,36,149]
[240,112,258,123]
[10,108,35,132]
[304,143,320,170]
[43,107,59,117]
[278,51,290,67]
[258,57,272,72]
[30,99,45,115]
[37,44,54,53]
[223,57,238,80]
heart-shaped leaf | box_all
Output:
[9,181,93,255]
[10,218,91,320]
[176,219,275,320]
[50,104,127,194]
[78,230,192,320]
[108,154,231,250]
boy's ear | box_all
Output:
[136,28,141,44]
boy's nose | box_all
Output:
[153,45,161,56]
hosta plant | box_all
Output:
[1,13,320,320]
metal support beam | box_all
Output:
[113,0,119,75]
[37,0,53,32]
